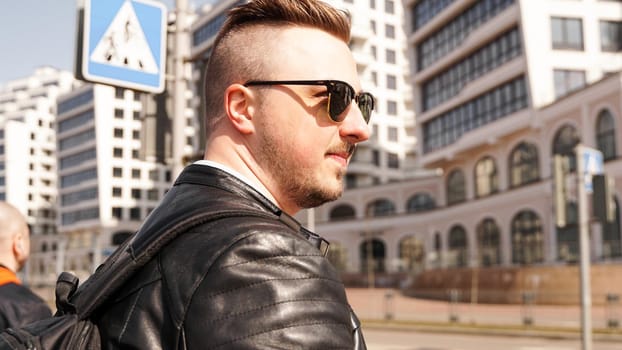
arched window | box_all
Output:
[476,218,501,266]
[509,142,539,187]
[399,236,425,273]
[557,202,579,262]
[553,125,580,172]
[448,225,468,268]
[474,156,498,197]
[406,193,436,213]
[326,241,348,272]
[366,199,396,217]
[511,210,544,265]
[596,109,617,161]
[602,197,621,259]
[446,169,466,205]
[360,238,386,273]
[329,204,356,221]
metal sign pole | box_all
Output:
[576,144,593,350]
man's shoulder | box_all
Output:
[0,282,43,302]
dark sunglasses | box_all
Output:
[243,80,375,123]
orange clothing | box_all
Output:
[0,265,21,286]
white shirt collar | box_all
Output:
[193,160,275,204]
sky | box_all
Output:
[0,0,216,85]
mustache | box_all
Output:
[327,143,357,158]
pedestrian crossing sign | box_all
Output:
[80,0,167,93]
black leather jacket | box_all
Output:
[97,164,366,349]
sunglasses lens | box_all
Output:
[357,93,374,124]
[328,82,354,122]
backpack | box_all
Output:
[0,205,271,350]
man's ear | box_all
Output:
[224,84,255,135]
[13,234,27,268]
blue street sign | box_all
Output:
[581,147,604,193]
[81,0,167,93]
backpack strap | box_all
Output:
[70,207,272,319]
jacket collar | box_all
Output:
[0,264,21,286]
[174,164,330,256]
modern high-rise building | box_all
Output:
[297,0,622,285]
[0,67,77,284]
[54,84,174,282]
[189,0,417,186]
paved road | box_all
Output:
[363,328,621,350]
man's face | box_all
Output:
[250,26,370,213]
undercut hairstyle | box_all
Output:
[202,0,352,137]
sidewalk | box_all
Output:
[346,288,622,341]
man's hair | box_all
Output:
[202,0,351,136]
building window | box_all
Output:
[130,207,141,220]
[551,17,583,50]
[474,156,498,197]
[372,149,380,166]
[386,74,397,90]
[148,169,159,181]
[147,189,159,201]
[113,167,123,177]
[385,24,395,38]
[411,0,456,31]
[112,187,122,197]
[446,169,466,205]
[406,193,435,213]
[329,204,356,221]
[132,130,140,140]
[115,87,124,99]
[596,109,617,161]
[113,147,123,158]
[511,210,544,265]
[131,189,141,199]
[370,20,376,34]
[114,108,123,119]
[600,21,622,52]
[133,111,141,120]
[366,198,396,217]
[423,76,528,153]
[417,0,515,70]
[557,202,579,262]
[476,218,501,266]
[133,91,141,101]
[509,142,539,187]
[371,45,377,59]
[112,207,122,219]
[387,126,398,141]
[553,69,585,98]
[370,0,375,9]
[132,149,140,159]
[387,100,397,115]
[384,0,394,14]
[385,49,396,64]
[387,153,399,168]
[399,236,425,272]
[131,169,141,179]
[448,225,467,268]
[113,128,123,138]
[553,124,580,172]
[422,27,522,111]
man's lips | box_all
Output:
[326,144,355,166]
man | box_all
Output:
[0,202,52,331]
[97,0,373,348]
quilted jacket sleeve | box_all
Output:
[175,219,358,350]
